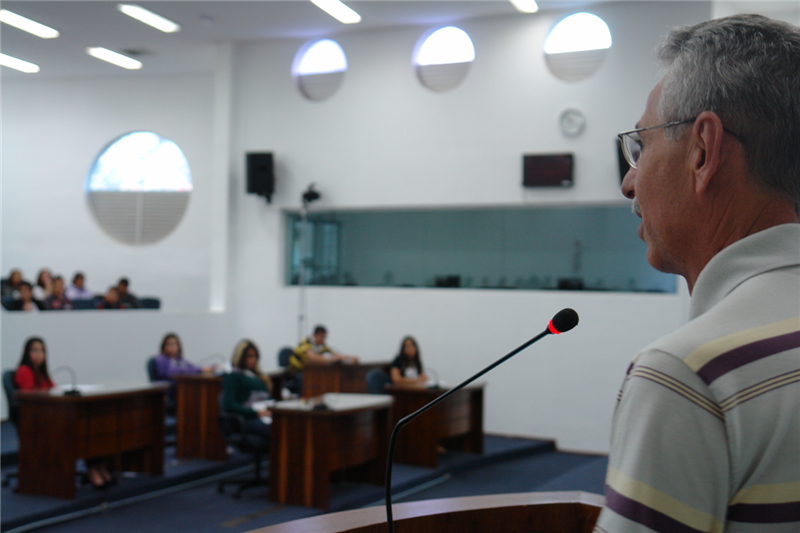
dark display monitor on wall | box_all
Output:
[523,153,573,188]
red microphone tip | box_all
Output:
[548,320,561,334]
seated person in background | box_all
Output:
[390,336,428,385]
[8,282,43,312]
[65,272,93,301]
[2,269,24,299]
[32,268,53,301]
[222,340,273,441]
[97,287,121,309]
[289,325,359,375]
[15,337,55,391]
[117,277,140,309]
[43,276,74,311]
[15,337,112,488]
[153,333,213,383]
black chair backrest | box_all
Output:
[146,357,159,382]
[140,298,160,309]
[366,369,390,394]
[71,299,96,310]
[277,347,294,368]
[3,369,19,426]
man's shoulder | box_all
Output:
[639,286,799,398]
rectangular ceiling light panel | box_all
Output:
[0,53,40,73]
[311,0,362,24]
[117,4,181,33]
[86,47,143,70]
[0,9,59,38]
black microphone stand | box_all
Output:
[384,328,551,532]
[51,365,81,396]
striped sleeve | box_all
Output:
[596,349,729,533]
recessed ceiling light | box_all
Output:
[117,4,180,33]
[86,47,143,70]
[0,53,40,73]
[311,0,361,24]
[510,0,539,14]
[0,9,59,38]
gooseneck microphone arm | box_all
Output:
[50,365,80,396]
[384,308,579,533]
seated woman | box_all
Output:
[390,336,428,385]
[153,333,213,382]
[221,340,273,442]
[15,337,112,489]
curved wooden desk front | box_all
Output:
[253,491,603,533]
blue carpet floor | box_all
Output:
[1,418,606,533]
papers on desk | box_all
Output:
[53,384,105,394]
[250,400,276,412]
[275,393,392,412]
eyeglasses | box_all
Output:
[617,117,746,169]
[617,118,696,169]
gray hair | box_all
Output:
[656,14,800,209]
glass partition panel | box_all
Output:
[286,205,676,293]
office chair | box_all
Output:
[276,347,300,394]
[2,370,19,487]
[217,396,270,499]
[146,357,175,416]
[366,368,390,394]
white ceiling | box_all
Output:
[2,1,798,80]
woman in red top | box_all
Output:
[14,337,54,391]
[14,337,113,488]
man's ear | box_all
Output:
[689,111,725,194]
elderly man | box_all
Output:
[597,15,800,533]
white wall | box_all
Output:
[2,1,710,452]
[227,1,708,452]
[1,73,215,310]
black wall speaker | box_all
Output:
[246,152,274,202]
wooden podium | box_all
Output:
[175,375,227,461]
[17,382,167,499]
[302,361,390,398]
[252,491,603,533]
[386,383,483,468]
[270,393,392,509]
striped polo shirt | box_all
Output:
[595,223,800,533]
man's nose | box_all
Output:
[621,168,636,199]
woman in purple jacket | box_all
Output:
[153,333,213,382]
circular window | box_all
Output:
[292,39,347,101]
[544,13,611,82]
[86,131,192,245]
[414,26,475,92]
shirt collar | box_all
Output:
[689,223,800,319]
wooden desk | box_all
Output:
[386,383,484,468]
[301,361,389,398]
[175,371,286,462]
[251,491,603,533]
[175,375,226,461]
[270,393,392,509]
[17,382,167,499]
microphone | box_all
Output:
[51,365,81,396]
[384,308,579,533]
